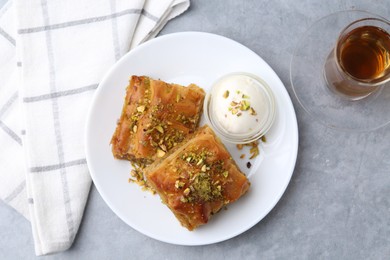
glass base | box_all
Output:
[290,10,390,132]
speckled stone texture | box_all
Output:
[1,0,389,259]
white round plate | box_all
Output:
[85,32,298,245]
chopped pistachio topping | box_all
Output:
[176,113,197,126]
[156,149,166,158]
[222,171,229,178]
[175,180,185,189]
[177,149,227,203]
[196,158,203,165]
[181,150,211,165]
[236,140,261,160]
[159,144,167,152]
[183,187,191,196]
[136,105,145,113]
[129,161,155,194]
[226,91,256,117]
[190,173,221,201]
[230,101,238,107]
[223,90,229,98]
[155,125,164,134]
[249,141,259,159]
[141,103,186,156]
[240,100,251,111]
[128,79,151,139]
[250,107,257,115]
[249,152,259,159]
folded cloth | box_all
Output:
[0,0,189,255]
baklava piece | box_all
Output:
[145,125,250,231]
[111,76,205,164]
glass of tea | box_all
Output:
[324,18,390,100]
[291,11,390,132]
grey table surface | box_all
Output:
[1,0,390,259]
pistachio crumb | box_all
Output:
[132,125,138,133]
[196,158,203,165]
[222,171,229,178]
[240,100,251,111]
[250,107,257,115]
[175,180,186,189]
[223,90,230,98]
[183,188,191,196]
[155,125,164,134]
[156,149,166,158]
[136,105,145,113]
[201,165,207,172]
[159,144,167,152]
[230,101,238,106]
[249,146,258,154]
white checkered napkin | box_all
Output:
[0,0,190,256]
[0,2,30,219]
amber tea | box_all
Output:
[338,25,390,81]
[324,18,390,100]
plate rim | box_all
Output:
[85,31,299,245]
